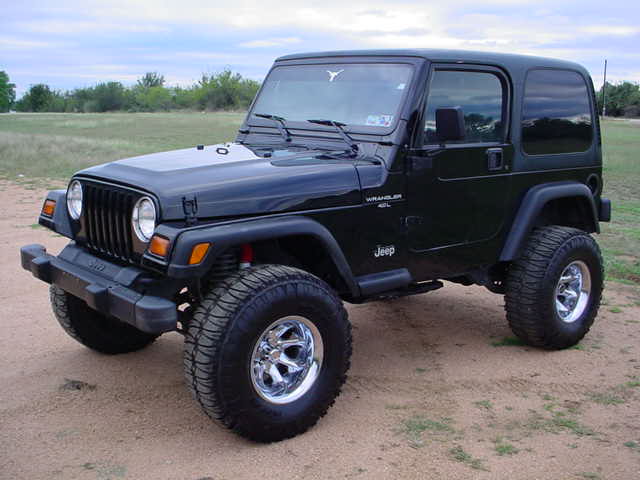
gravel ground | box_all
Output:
[1,181,639,480]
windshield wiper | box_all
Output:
[254,113,291,143]
[307,119,358,154]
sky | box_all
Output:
[2,0,639,98]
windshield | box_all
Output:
[250,63,413,130]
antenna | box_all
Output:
[602,59,608,117]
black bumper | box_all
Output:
[20,244,177,334]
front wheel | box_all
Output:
[183,265,352,442]
[505,226,604,350]
[50,286,158,354]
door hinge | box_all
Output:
[182,195,199,226]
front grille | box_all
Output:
[82,183,136,261]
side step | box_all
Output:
[354,266,444,303]
[362,280,444,302]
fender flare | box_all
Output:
[499,181,599,262]
[165,215,360,298]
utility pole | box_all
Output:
[602,59,608,117]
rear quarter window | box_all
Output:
[521,69,593,155]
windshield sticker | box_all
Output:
[397,83,406,90]
[366,114,393,127]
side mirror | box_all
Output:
[435,107,465,142]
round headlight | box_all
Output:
[132,197,156,242]
[66,180,83,220]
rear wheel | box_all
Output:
[50,286,158,354]
[505,226,603,350]
[183,264,352,442]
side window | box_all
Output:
[424,70,505,144]
[522,69,593,155]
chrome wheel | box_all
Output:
[250,316,323,405]
[555,260,591,323]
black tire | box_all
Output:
[183,264,352,442]
[505,226,604,350]
[50,286,158,354]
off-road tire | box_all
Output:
[505,226,603,350]
[183,264,352,443]
[50,285,158,354]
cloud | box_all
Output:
[581,25,639,36]
[0,35,71,50]
[16,19,170,34]
[238,37,301,48]
[2,0,639,95]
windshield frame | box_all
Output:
[246,60,416,137]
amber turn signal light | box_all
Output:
[149,235,170,258]
[188,242,210,265]
[42,199,56,217]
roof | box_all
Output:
[276,49,587,75]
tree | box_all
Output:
[598,81,640,117]
[93,82,126,111]
[137,72,165,89]
[15,84,55,112]
[0,71,16,112]
[134,85,172,111]
[194,70,260,111]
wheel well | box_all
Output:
[534,196,597,233]
[251,236,350,295]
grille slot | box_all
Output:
[83,183,135,261]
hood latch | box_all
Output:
[182,195,199,226]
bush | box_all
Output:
[12,70,261,113]
[194,70,260,111]
[134,85,173,111]
[598,81,640,117]
[82,100,100,113]
[0,71,16,112]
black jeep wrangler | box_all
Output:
[21,49,611,442]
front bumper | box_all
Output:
[20,243,177,334]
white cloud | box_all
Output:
[239,37,301,48]
[16,19,169,34]
[581,25,639,36]
[0,35,71,49]
[3,0,640,94]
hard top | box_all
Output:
[276,49,588,76]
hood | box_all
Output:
[76,142,366,220]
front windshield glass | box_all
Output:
[250,63,413,130]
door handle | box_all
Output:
[486,148,504,171]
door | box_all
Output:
[407,66,512,273]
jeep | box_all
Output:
[21,49,611,442]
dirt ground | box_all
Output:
[1,180,639,480]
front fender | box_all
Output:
[155,216,360,298]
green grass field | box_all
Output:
[0,112,244,180]
[0,113,638,284]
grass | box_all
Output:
[524,407,596,437]
[600,119,640,284]
[588,392,626,405]
[474,400,494,410]
[578,473,602,480]
[0,114,638,284]
[449,445,488,471]
[399,415,454,448]
[587,378,640,406]
[494,437,519,456]
[0,112,243,179]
